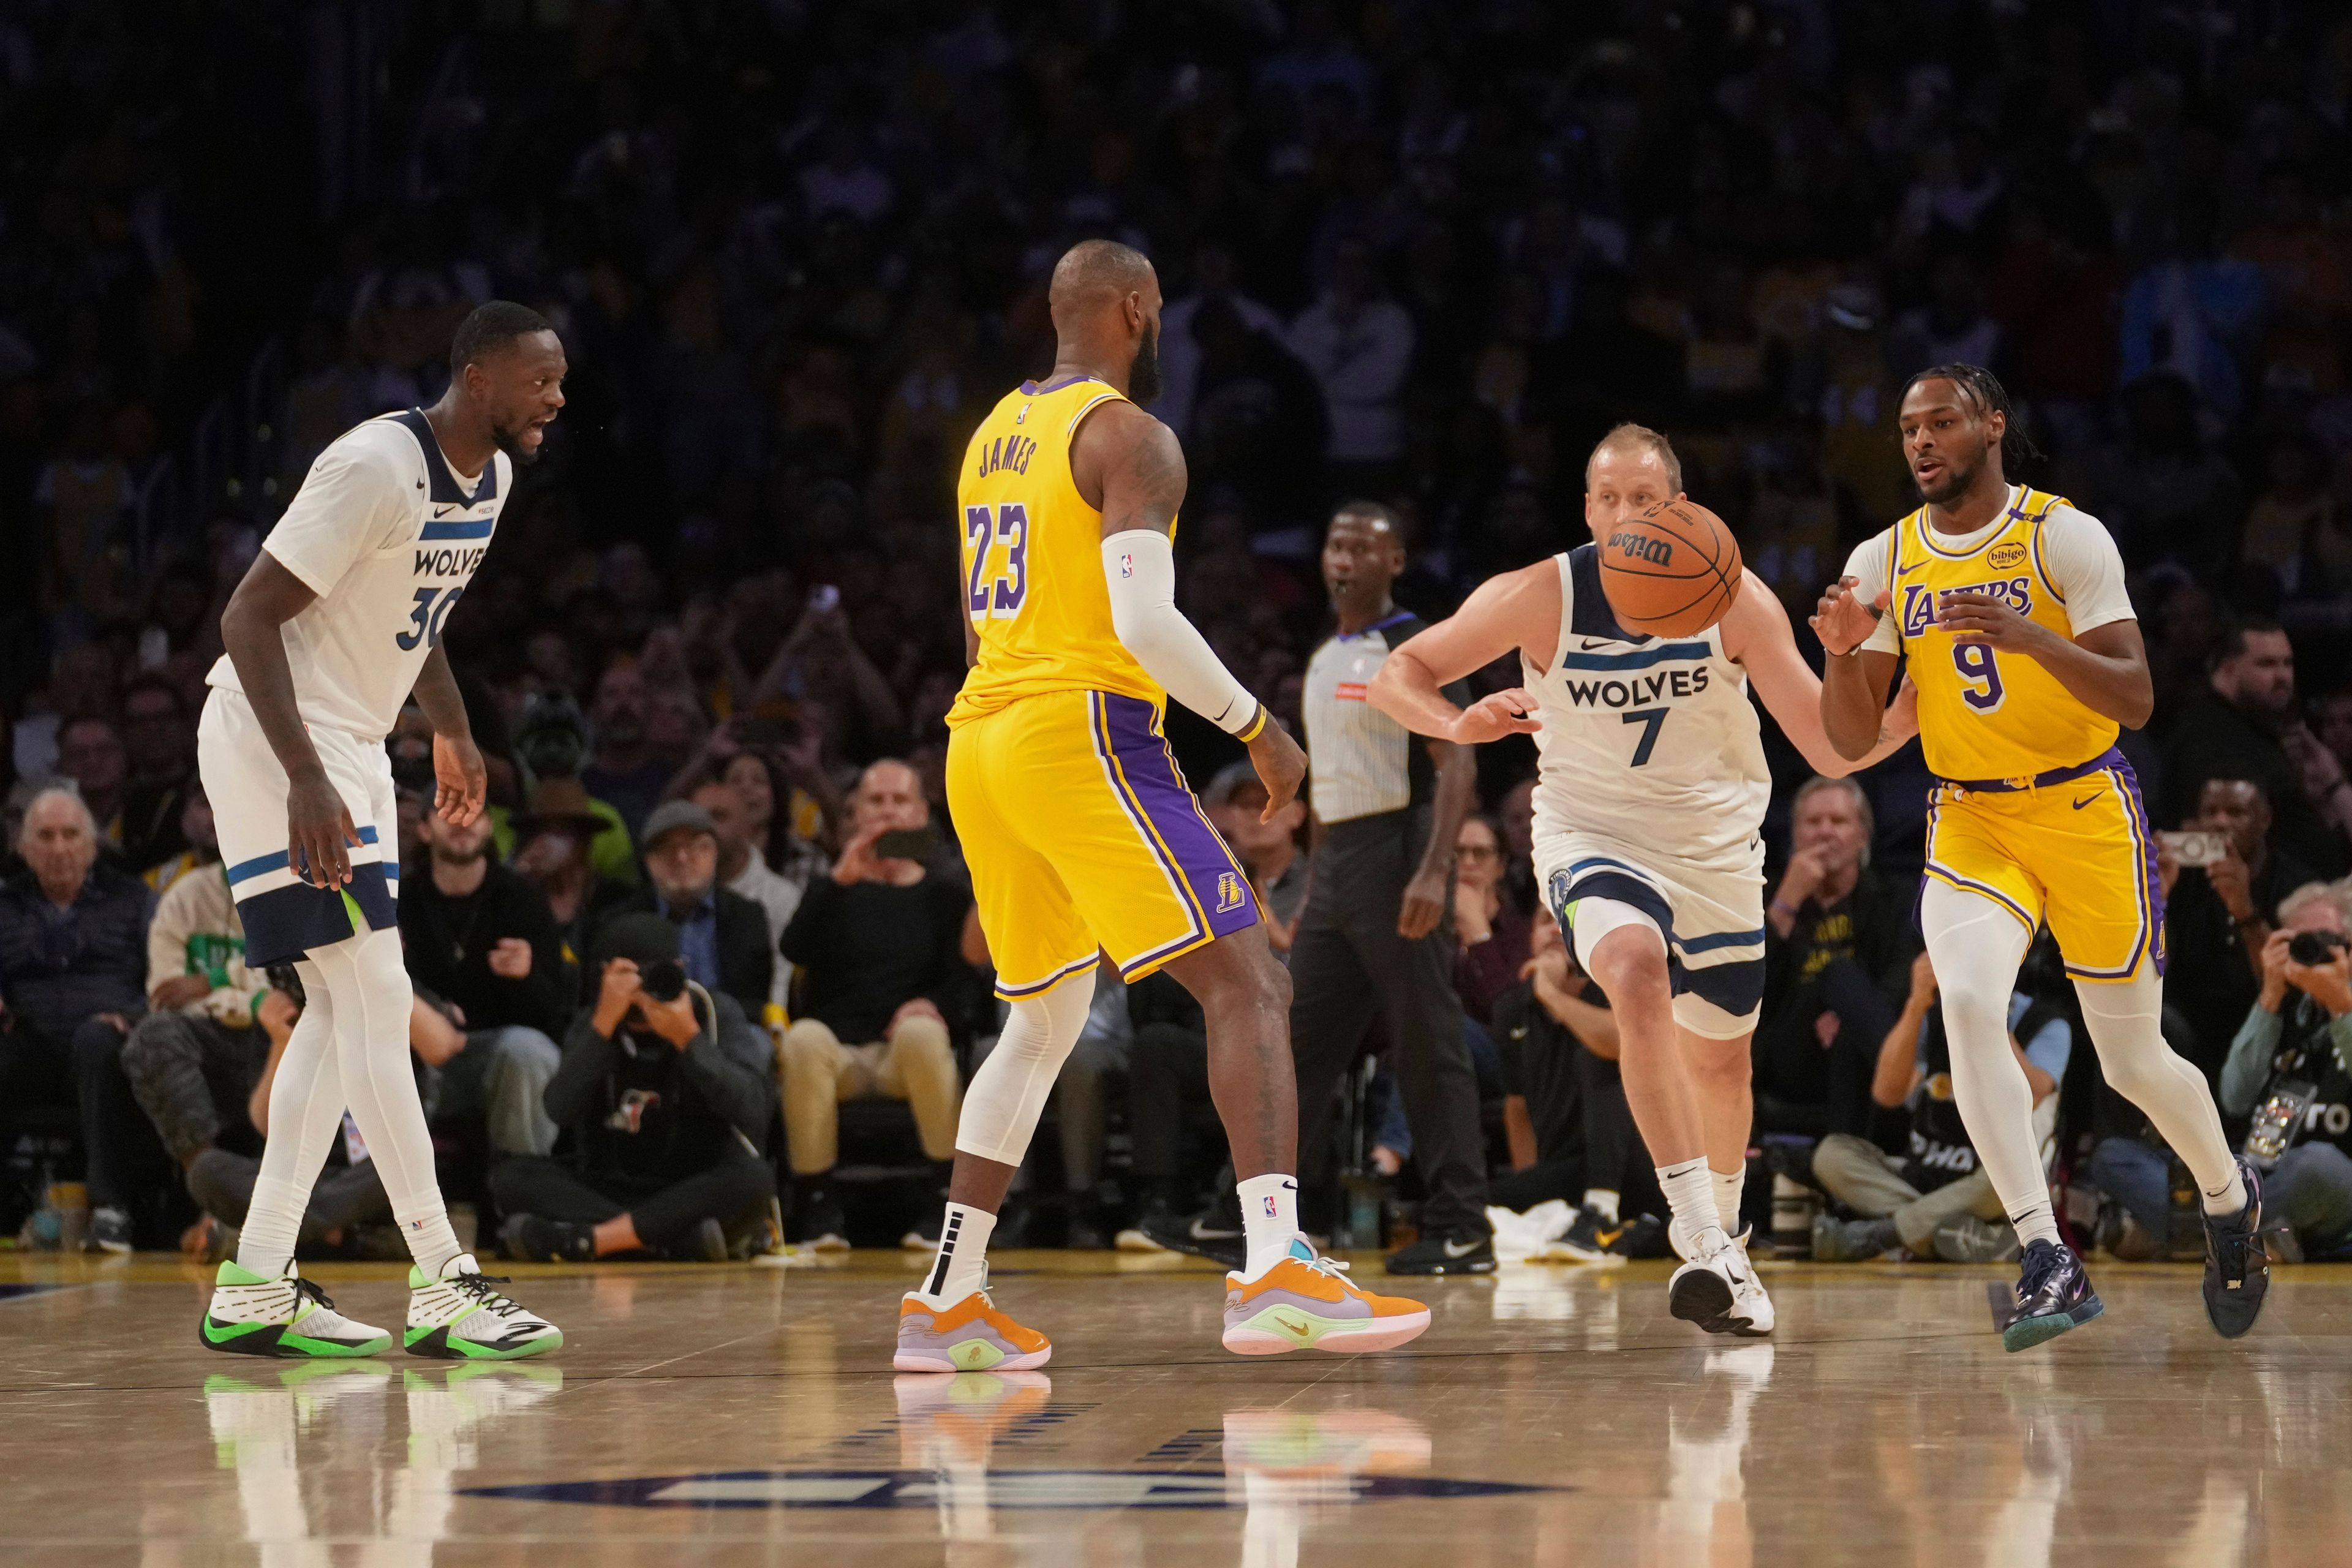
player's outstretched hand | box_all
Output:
[1245,712,1308,823]
[286,767,358,889]
[1447,689,1542,745]
[433,732,488,826]
[1810,576,1888,657]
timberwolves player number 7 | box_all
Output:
[194,303,564,1361]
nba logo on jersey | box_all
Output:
[1216,871,1248,913]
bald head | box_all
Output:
[1046,239,1164,403]
[851,758,930,835]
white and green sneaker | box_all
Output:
[404,1254,562,1360]
[199,1260,393,1359]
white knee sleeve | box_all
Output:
[1918,880,2049,1226]
[956,970,1098,1166]
[235,967,346,1276]
[2075,970,2236,1195]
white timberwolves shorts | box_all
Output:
[197,687,399,967]
[1536,829,1766,1039]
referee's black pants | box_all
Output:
[1290,806,1490,1237]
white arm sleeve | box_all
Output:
[1101,529,1264,736]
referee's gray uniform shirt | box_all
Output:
[1292,609,1487,1234]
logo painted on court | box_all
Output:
[462,1468,1561,1511]
[1215,872,1248,913]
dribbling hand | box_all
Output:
[1447,689,1542,745]
[1811,576,1888,657]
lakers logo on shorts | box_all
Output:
[1216,872,1249,914]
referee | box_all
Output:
[1292,502,1492,1274]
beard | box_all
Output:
[1128,325,1163,406]
[491,418,543,466]
[1916,448,1980,505]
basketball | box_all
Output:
[1596,498,1743,637]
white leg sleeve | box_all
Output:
[2073,969,2239,1204]
[954,969,1098,1166]
[1918,880,2054,1240]
[233,965,348,1277]
[309,926,462,1273]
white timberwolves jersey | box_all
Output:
[207,409,508,741]
[1521,545,1771,869]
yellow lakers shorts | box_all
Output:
[946,689,1260,1000]
[1923,747,2165,982]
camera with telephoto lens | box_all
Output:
[2288,931,2348,967]
[639,959,688,1003]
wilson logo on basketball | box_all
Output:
[1608,530,1673,567]
[1987,542,2027,570]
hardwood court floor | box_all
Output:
[1,1246,2346,1566]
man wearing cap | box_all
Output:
[599,799,775,1018]
[508,775,630,986]
[493,912,777,1262]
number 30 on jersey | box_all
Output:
[964,503,1029,624]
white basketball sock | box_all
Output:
[918,1203,996,1304]
[1238,1172,1301,1276]
[1656,1157,1722,1249]
[1711,1165,1746,1237]
[1583,1188,1621,1224]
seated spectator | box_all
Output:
[507,775,630,983]
[1202,762,1308,940]
[0,787,152,1246]
[778,760,970,1250]
[603,800,774,1017]
[2166,618,2345,877]
[1754,777,1914,1139]
[579,659,672,842]
[120,835,270,1250]
[494,914,775,1262]
[2218,881,2352,1261]
[1490,910,1593,1211]
[509,692,639,888]
[2163,778,2316,1071]
[1452,814,1530,1029]
[118,673,196,874]
[56,717,130,860]
[687,775,802,1019]
[183,975,473,1257]
[144,777,219,894]
[1814,947,2071,1263]
[394,805,570,1159]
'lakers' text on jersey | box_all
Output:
[944,376,1255,999]
[205,409,508,743]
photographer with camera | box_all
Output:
[493,913,776,1262]
[2161,778,2318,1076]
[2218,880,2352,1260]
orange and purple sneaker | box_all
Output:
[1221,1241,1431,1356]
[894,1286,1053,1373]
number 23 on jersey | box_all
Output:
[964,503,1030,624]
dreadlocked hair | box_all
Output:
[1898,362,2042,479]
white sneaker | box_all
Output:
[1668,1231,1773,1336]
[200,1259,392,1358]
[405,1254,562,1360]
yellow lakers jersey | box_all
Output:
[1888,486,2119,782]
[946,375,1166,726]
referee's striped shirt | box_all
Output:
[1302,609,1467,824]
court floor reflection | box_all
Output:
[1,1251,2346,1565]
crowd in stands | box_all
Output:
[5,1,2352,1263]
